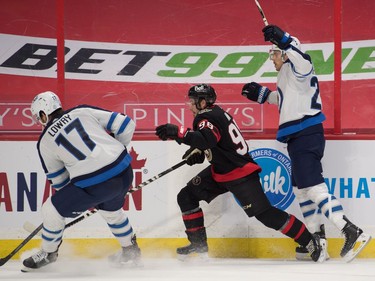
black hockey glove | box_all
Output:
[182,147,205,166]
[155,123,189,142]
[262,25,292,50]
[241,82,271,104]
[155,124,178,140]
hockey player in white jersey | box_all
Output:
[241,24,371,262]
[22,91,141,271]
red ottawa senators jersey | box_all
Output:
[182,105,261,183]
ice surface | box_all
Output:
[1,258,375,281]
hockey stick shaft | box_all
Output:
[22,160,187,238]
[0,223,43,266]
[254,0,269,26]
[128,159,186,193]
[23,208,108,238]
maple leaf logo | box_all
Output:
[129,148,147,169]
[125,147,147,211]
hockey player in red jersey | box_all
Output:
[241,24,371,262]
[155,84,326,262]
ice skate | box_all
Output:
[296,225,329,261]
[21,249,58,272]
[177,241,209,261]
[340,216,371,263]
[305,233,327,262]
[108,235,142,267]
[177,228,209,261]
[295,245,310,261]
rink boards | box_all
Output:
[1,140,375,259]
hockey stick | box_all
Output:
[22,159,188,240]
[254,0,269,26]
[23,209,98,237]
[128,159,187,193]
[0,224,43,266]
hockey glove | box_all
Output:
[241,82,271,104]
[183,147,205,166]
[155,123,188,141]
[262,25,292,50]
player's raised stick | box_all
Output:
[254,0,269,26]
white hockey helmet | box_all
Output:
[269,36,301,61]
[269,44,285,61]
[31,91,62,126]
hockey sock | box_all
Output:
[182,207,204,232]
[306,183,346,230]
[99,209,134,247]
[256,207,312,246]
[280,214,312,246]
[294,186,323,233]
[41,197,65,253]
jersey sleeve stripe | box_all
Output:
[117,116,131,135]
[106,112,119,131]
[51,177,70,189]
[47,167,67,179]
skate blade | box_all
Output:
[21,266,51,273]
[296,251,330,261]
[295,252,312,261]
[109,258,144,269]
[21,266,34,273]
[343,233,371,263]
[177,252,209,262]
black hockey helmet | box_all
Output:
[188,84,217,106]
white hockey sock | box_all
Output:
[99,208,134,247]
[293,186,322,233]
[41,197,65,253]
[306,183,346,230]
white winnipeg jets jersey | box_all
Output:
[37,105,135,189]
[268,43,326,142]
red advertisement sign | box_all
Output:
[0,103,39,133]
[124,102,263,133]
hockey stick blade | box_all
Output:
[23,222,42,237]
[0,224,43,267]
